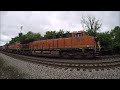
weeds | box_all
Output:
[0,56,29,79]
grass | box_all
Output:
[0,56,29,79]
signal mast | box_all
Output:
[19,26,23,38]
[20,26,23,33]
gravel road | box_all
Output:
[0,53,120,79]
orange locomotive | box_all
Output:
[28,31,100,58]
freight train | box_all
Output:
[0,31,101,58]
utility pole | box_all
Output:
[19,26,23,37]
[20,26,23,33]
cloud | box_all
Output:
[0,11,120,46]
[0,34,11,45]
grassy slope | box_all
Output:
[0,55,29,79]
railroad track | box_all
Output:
[1,51,120,71]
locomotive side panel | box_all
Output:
[46,39,54,49]
[36,41,42,50]
[39,41,42,49]
[71,36,95,48]
[41,40,47,49]
[72,37,83,48]
[53,39,58,49]
[46,40,49,49]
[50,39,54,49]
[33,41,37,50]
[82,36,95,48]
[64,38,72,48]
[58,38,65,48]
[29,42,34,50]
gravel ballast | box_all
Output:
[0,53,120,79]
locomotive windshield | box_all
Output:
[72,31,88,37]
[76,33,83,37]
[73,32,83,37]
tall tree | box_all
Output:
[98,31,112,50]
[33,33,41,40]
[45,31,57,39]
[57,29,65,38]
[110,26,120,53]
[81,16,102,41]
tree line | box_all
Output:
[9,29,70,44]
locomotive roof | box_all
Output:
[72,30,86,33]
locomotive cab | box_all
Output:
[69,31,100,58]
[72,31,87,37]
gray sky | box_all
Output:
[0,11,120,46]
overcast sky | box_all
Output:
[0,11,120,46]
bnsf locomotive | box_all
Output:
[1,31,101,58]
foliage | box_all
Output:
[44,31,57,39]
[44,29,70,39]
[9,29,70,44]
[9,31,42,44]
[98,31,112,50]
[98,26,120,54]
[110,26,120,53]
[81,16,102,41]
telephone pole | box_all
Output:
[20,26,23,33]
[19,26,23,37]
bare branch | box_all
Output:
[81,16,102,37]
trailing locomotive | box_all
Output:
[1,31,101,58]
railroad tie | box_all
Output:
[88,64,93,66]
[102,64,106,66]
[57,63,61,65]
[54,63,57,65]
[98,64,102,66]
[80,64,83,66]
[62,64,66,66]
[94,64,98,66]
[75,64,79,66]
[71,64,74,66]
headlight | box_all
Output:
[87,45,90,47]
